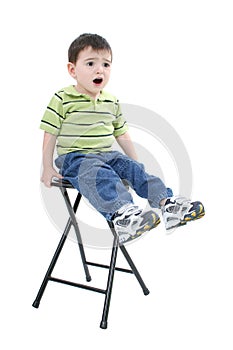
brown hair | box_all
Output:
[68,33,112,63]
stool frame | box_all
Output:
[32,180,150,329]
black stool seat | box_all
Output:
[51,178,74,188]
[32,178,150,329]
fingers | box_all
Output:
[41,173,64,188]
[41,178,52,188]
[55,172,63,179]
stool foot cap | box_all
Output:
[100,321,108,329]
[143,288,150,296]
[32,300,40,308]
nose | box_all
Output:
[96,63,104,74]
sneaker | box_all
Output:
[162,196,205,230]
[112,204,160,244]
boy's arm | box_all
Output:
[41,132,63,187]
[115,131,138,161]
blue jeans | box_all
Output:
[55,151,171,221]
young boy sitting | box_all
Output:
[40,33,205,244]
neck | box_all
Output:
[74,85,100,100]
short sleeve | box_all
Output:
[113,102,128,137]
[40,92,64,135]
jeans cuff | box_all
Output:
[104,200,134,221]
[151,190,168,209]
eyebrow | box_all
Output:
[84,57,112,63]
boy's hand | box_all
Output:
[41,167,63,188]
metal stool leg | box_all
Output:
[32,190,91,308]
[100,232,119,329]
[32,219,71,308]
[99,222,150,328]
[60,188,91,282]
[120,245,150,295]
[107,220,149,295]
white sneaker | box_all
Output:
[112,204,160,244]
[162,196,205,230]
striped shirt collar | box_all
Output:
[63,85,114,102]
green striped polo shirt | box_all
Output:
[40,85,128,155]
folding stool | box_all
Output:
[32,179,150,329]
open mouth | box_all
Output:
[93,78,103,85]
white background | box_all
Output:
[1,0,232,348]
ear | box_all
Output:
[67,62,76,78]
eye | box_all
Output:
[103,62,111,68]
[87,61,94,67]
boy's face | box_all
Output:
[67,46,112,99]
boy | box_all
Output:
[40,33,205,244]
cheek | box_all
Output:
[76,71,86,81]
[105,71,111,80]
